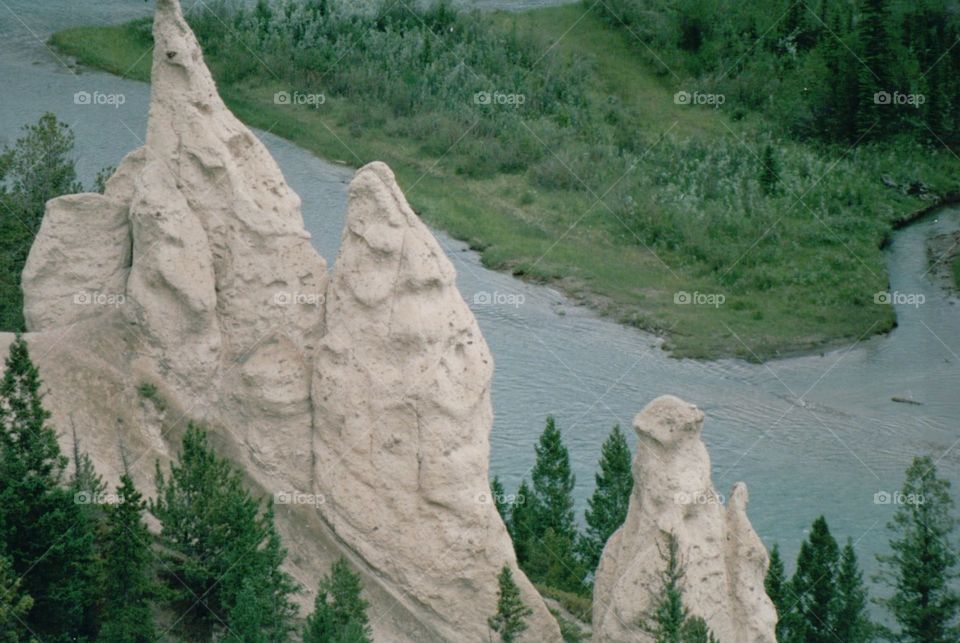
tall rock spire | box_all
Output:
[18,1,560,640]
[592,395,778,642]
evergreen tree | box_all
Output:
[526,527,583,594]
[530,416,577,540]
[151,424,297,640]
[640,533,686,642]
[638,533,719,642]
[856,0,896,138]
[98,474,156,643]
[303,558,371,643]
[509,479,536,564]
[786,515,840,643]
[680,615,720,643]
[580,424,633,574]
[875,456,959,642]
[491,475,509,526]
[0,114,83,332]
[834,538,873,643]
[0,335,98,641]
[0,553,33,643]
[764,543,790,642]
[513,417,584,592]
[487,565,532,643]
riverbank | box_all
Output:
[49,3,959,361]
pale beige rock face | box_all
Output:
[313,161,559,641]
[11,0,560,640]
[592,395,778,643]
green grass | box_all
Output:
[535,584,592,624]
[953,255,960,290]
[48,5,956,360]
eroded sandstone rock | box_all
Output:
[14,0,560,640]
[592,395,778,643]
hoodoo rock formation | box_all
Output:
[4,0,779,640]
[592,395,778,642]
[11,0,560,640]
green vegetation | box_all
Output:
[765,544,789,642]
[488,565,533,643]
[99,474,157,642]
[0,554,33,641]
[151,423,299,640]
[875,456,959,642]
[136,381,166,411]
[594,0,960,144]
[303,557,372,643]
[0,338,957,640]
[953,255,960,290]
[0,335,99,641]
[48,1,960,359]
[535,584,592,624]
[579,424,633,574]
[0,115,83,332]
[509,416,585,594]
[767,516,875,642]
[504,418,632,602]
[0,334,381,641]
[765,460,960,643]
[639,533,719,642]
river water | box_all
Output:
[2,0,958,592]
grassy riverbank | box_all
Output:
[50,3,959,360]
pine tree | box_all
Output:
[526,527,583,594]
[0,115,83,332]
[491,475,509,526]
[764,543,790,642]
[834,538,873,643]
[875,456,959,642]
[98,474,156,643]
[640,533,686,642]
[516,417,584,591]
[530,416,577,540]
[303,558,372,643]
[151,424,298,640]
[0,335,98,641]
[488,565,532,643]
[680,615,720,643]
[856,0,896,138]
[509,479,536,564]
[0,553,33,643]
[786,515,840,643]
[580,424,633,574]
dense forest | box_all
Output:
[597,0,960,145]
